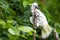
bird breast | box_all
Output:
[31,9,48,26]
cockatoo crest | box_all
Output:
[31,3,38,9]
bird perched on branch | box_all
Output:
[29,3,52,39]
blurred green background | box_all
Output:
[0,0,60,40]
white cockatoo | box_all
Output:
[29,3,52,39]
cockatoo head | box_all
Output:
[29,3,38,9]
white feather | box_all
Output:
[30,3,52,38]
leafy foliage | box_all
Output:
[0,0,60,40]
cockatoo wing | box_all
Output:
[30,17,40,27]
[41,25,52,38]
[36,9,52,38]
[30,17,33,24]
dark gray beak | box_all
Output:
[35,6,38,8]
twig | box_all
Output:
[33,9,37,40]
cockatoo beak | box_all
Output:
[28,4,32,6]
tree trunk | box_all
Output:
[33,9,37,40]
[53,28,59,40]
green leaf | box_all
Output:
[8,27,20,35]
[0,38,2,40]
[23,1,28,8]
[8,28,16,35]
[18,26,33,32]
[0,19,6,25]
[7,20,13,24]
[0,1,9,10]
